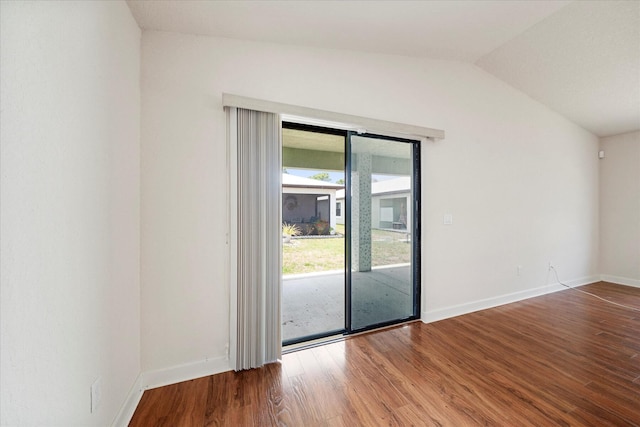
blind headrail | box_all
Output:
[222,93,445,141]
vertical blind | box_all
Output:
[229,107,282,371]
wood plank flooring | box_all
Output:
[129,282,640,426]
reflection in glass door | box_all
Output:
[347,134,419,331]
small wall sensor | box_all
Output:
[598,150,605,159]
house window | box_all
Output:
[336,201,342,217]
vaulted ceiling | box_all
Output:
[127,0,640,138]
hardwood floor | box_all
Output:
[129,282,640,426]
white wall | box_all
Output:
[140,31,599,375]
[599,131,640,286]
[1,2,141,425]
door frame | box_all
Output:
[345,131,421,335]
[281,122,421,346]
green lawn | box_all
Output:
[282,237,345,275]
[283,227,411,275]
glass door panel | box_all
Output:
[281,123,347,345]
[348,134,418,331]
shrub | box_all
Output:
[314,220,330,235]
[282,222,301,237]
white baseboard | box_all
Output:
[142,355,231,391]
[600,274,640,288]
[111,356,231,426]
[421,275,599,323]
[111,374,143,427]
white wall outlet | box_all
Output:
[517,265,522,276]
[91,377,102,413]
[443,213,453,225]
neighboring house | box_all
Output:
[282,173,343,233]
[336,176,411,231]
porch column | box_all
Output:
[329,192,337,231]
[351,152,372,272]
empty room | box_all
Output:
[1,1,639,426]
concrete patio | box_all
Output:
[282,264,414,342]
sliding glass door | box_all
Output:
[282,124,420,345]
[347,133,420,331]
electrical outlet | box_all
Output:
[91,377,102,413]
[517,265,522,276]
